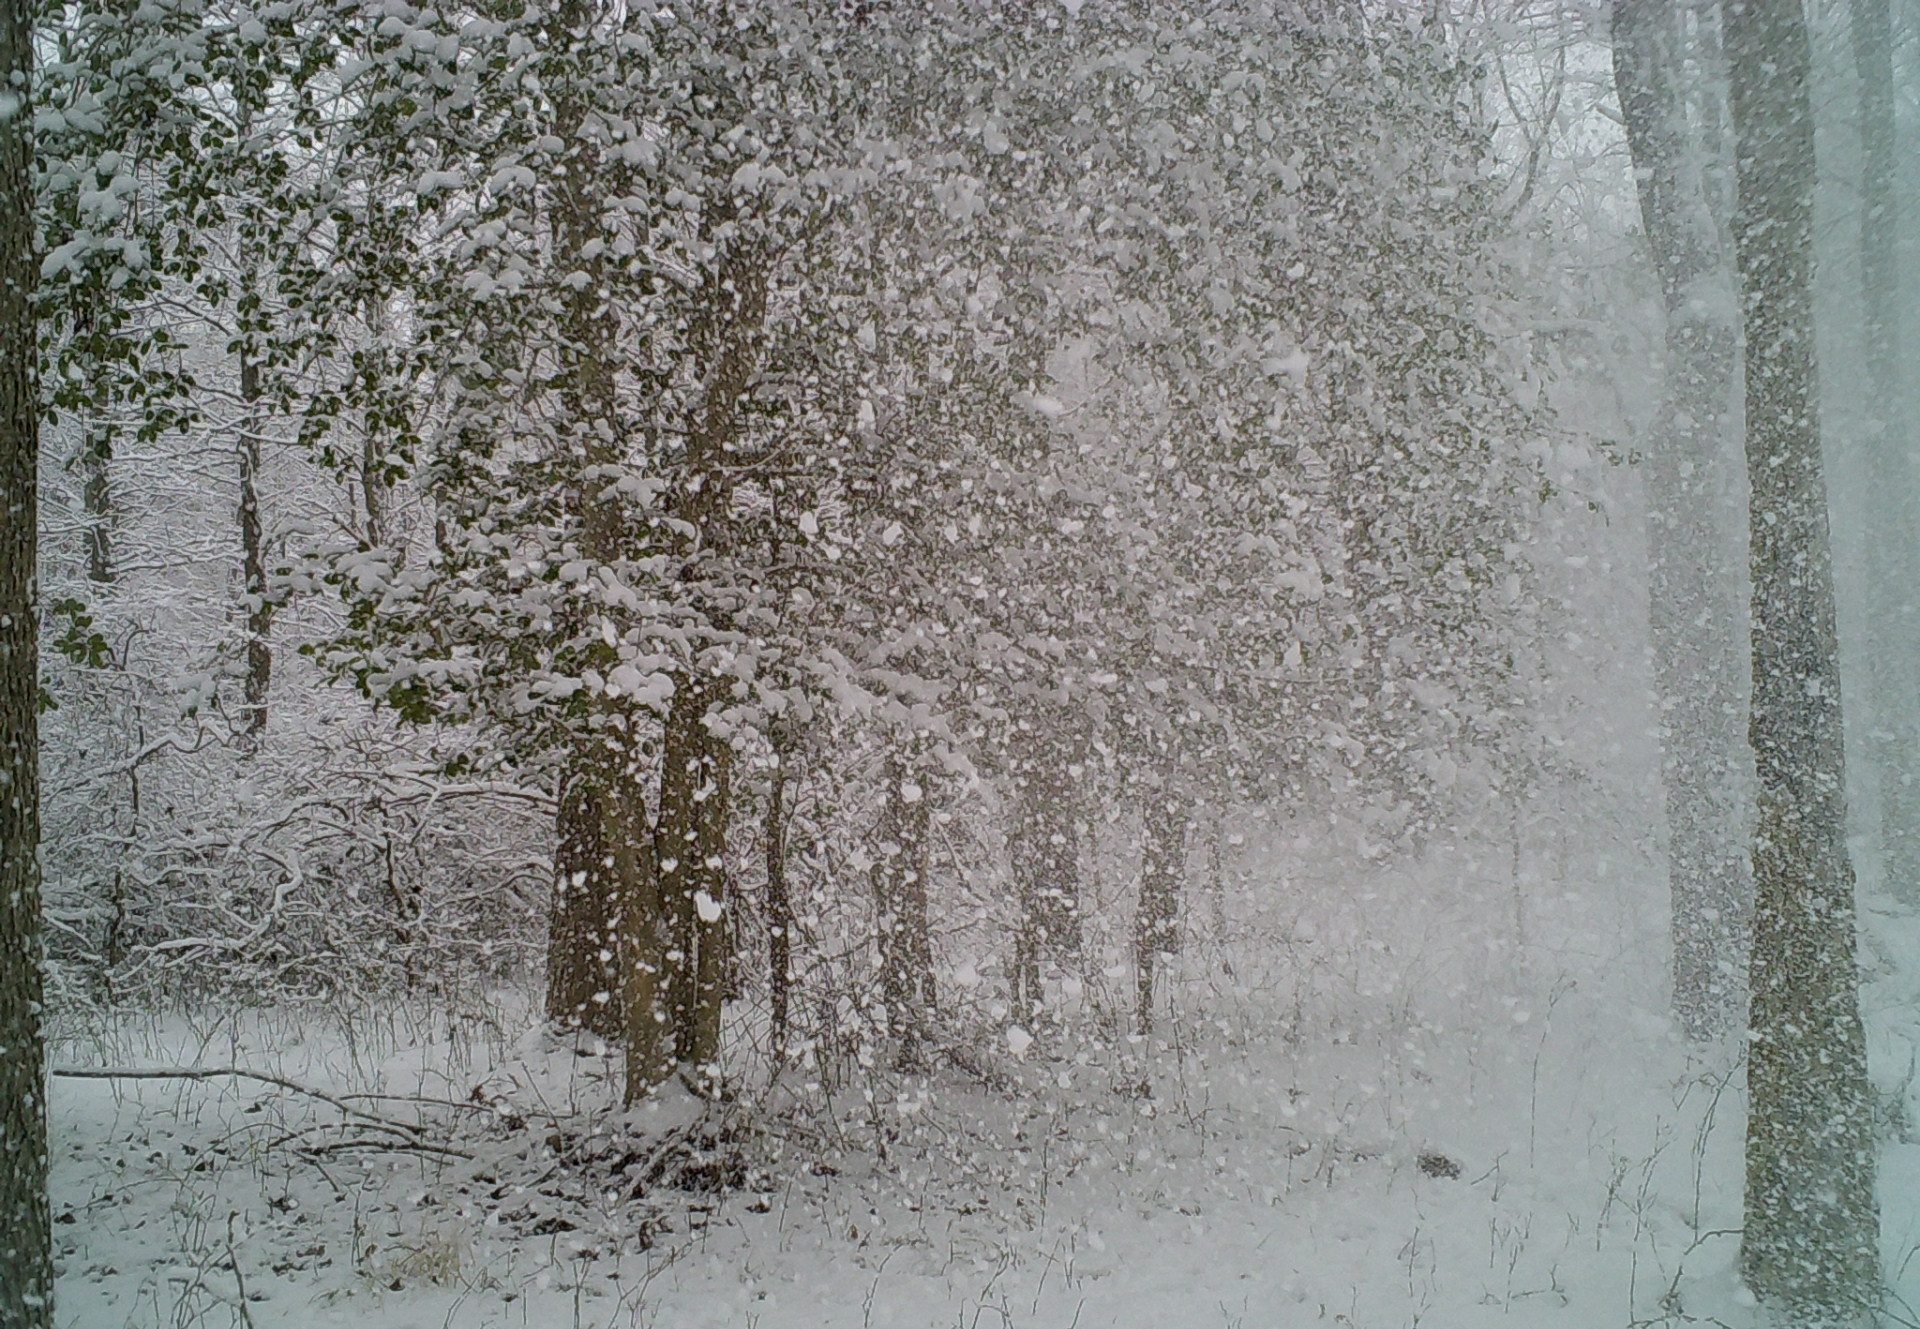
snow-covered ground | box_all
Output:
[49,828,1920,1329]
[46,429,1919,1329]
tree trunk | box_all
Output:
[685,715,732,1084]
[657,682,702,1073]
[1203,805,1227,937]
[654,223,768,1093]
[544,769,623,1039]
[233,89,272,738]
[76,309,112,585]
[1,0,55,1316]
[358,302,388,552]
[536,0,673,1098]
[764,732,794,1057]
[1008,717,1083,1018]
[1612,0,1751,1040]
[1851,0,1918,905]
[237,343,271,736]
[907,778,937,1020]
[1726,1,1880,1317]
[1133,781,1189,1036]
[655,676,732,1090]
[82,436,111,584]
[872,748,934,1067]
[617,751,673,1101]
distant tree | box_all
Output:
[1610,0,1751,1038]
[1850,0,1918,905]
[1726,0,1880,1318]
[1,0,54,1319]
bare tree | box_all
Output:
[1726,0,1880,1317]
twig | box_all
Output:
[226,1213,258,1329]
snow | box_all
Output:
[19,2,1919,1326]
[46,826,1920,1327]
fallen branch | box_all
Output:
[51,1065,426,1137]
[297,1136,474,1161]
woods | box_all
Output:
[3,2,1914,1326]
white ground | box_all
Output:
[48,823,1920,1329]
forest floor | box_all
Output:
[46,832,1920,1329]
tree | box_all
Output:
[302,0,1542,1101]
[312,0,891,1099]
[538,0,654,1053]
[1,0,54,1319]
[1726,0,1879,1318]
[1610,0,1751,1038]
[1850,0,1918,905]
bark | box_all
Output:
[1726,1,1880,1316]
[1008,718,1083,1018]
[1,0,55,1317]
[534,0,670,1094]
[381,831,423,989]
[906,783,936,1018]
[1852,0,1919,904]
[82,436,111,584]
[1203,806,1228,937]
[685,717,732,1081]
[76,307,112,584]
[237,340,271,735]
[656,685,702,1071]
[1612,0,1751,1039]
[358,300,388,551]
[656,676,731,1089]
[1011,910,1040,1023]
[764,734,794,1056]
[1133,781,1189,1036]
[871,748,935,1067]
[233,93,271,737]
[616,750,673,1100]
[650,217,769,1092]
[360,430,385,550]
[543,770,623,1039]
[67,302,114,584]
